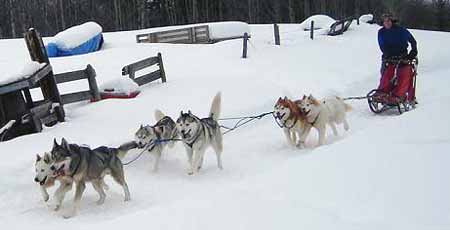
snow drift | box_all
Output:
[299,15,336,35]
[360,14,375,24]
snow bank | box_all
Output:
[208,21,250,39]
[52,22,102,50]
[359,14,374,23]
[299,15,336,35]
[100,77,140,95]
[0,61,46,85]
[300,15,336,30]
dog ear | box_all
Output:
[188,110,192,115]
[53,138,59,147]
[43,153,51,164]
[61,138,70,150]
[155,126,164,135]
[180,110,183,116]
[140,124,143,129]
[302,95,307,100]
[36,154,42,162]
[61,138,68,146]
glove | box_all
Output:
[407,50,418,60]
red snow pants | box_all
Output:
[378,63,414,100]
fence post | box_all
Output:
[158,52,167,83]
[242,32,248,59]
[274,23,280,45]
[24,28,65,121]
[85,64,101,102]
[310,21,314,40]
[357,16,360,25]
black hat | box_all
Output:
[381,13,398,23]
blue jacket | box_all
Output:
[378,25,417,59]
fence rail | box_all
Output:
[122,53,167,86]
[39,64,101,104]
[136,25,210,44]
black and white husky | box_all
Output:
[176,92,223,175]
[135,110,178,172]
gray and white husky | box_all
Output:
[176,92,223,175]
[134,110,179,172]
[50,138,136,218]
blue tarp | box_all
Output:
[46,33,103,57]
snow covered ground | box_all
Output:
[0,21,450,230]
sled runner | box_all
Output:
[367,57,418,114]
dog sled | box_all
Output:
[366,57,418,115]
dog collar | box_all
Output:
[283,118,297,129]
[308,112,320,126]
[185,123,205,148]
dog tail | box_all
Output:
[209,92,222,120]
[117,141,139,159]
[154,109,166,121]
[336,96,352,112]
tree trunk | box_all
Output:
[192,0,198,23]
[288,0,295,23]
[114,0,122,30]
[304,0,311,18]
[274,0,281,22]
[59,0,66,30]
[9,0,16,38]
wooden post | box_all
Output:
[274,23,280,45]
[242,33,248,59]
[310,21,314,40]
[158,53,167,83]
[191,27,197,43]
[25,28,50,64]
[189,28,195,43]
[24,28,65,122]
[85,65,101,102]
[357,17,360,25]
[128,66,136,80]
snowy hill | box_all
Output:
[0,22,450,229]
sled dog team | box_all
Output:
[34,92,351,218]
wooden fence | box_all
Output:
[122,53,166,86]
[136,25,210,44]
[136,25,248,44]
[53,65,101,104]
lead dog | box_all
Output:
[176,92,223,175]
[50,139,136,218]
[274,96,306,147]
[135,110,178,172]
[34,153,80,206]
[297,95,351,147]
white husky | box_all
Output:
[297,95,351,147]
[176,92,223,175]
